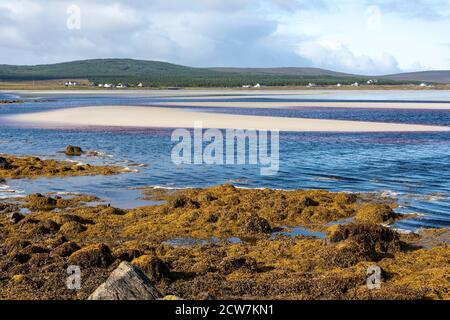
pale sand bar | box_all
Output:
[7,106,449,132]
[158,101,450,110]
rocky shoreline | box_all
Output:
[0,178,448,300]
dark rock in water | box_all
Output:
[244,214,272,234]
[68,243,113,268]
[65,145,83,156]
[88,261,162,300]
[7,212,24,224]
[0,157,11,170]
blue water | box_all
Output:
[0,90,449,231]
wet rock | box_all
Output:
[68,243,113,268]
[243,214,272,234]
[7,212,24,224]
[50,241,81,257]
[88,261,161,300]
[65,145,83,156]
[131,255,171,282]
[0,157,11,169]
[356,204,400,224]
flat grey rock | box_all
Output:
[88,261,161,300]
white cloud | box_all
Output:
[296,40,400,75]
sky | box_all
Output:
[0,0,449,75]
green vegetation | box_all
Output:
[0,58,419,88]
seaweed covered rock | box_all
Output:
[355,204,400,224]
[24,194,57,211]
[88,261,161,300]
[131,255,171,282]
[169,195,200,209]
[219,256,258,275]
[59,221,87,237]
[113,248,143,262]
[50,241,81,257]
[68,243,113,268]
[243,214,272,234]
[65,145,83,156]
[324,223,402,266]
[0,154,122,179]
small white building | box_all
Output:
[351,82,359,87]
[137,83,143,87]
[64,81,79,87]
[307,83,316,87]
[336,83,342,87]
[253,83,261,88]
[104,84,113,88]
[98,84,104,87]
[419,83,428,87]
[242,84,251,88]
[116,83,127,89]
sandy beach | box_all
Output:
[7,105,449,132]
[157,101,450,110]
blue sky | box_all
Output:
[0,0,449,75]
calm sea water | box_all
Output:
[0,90,449,231]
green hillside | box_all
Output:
[0,58,413,87]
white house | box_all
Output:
[137,83,143,87]
[104,84,113,88]
[307,83,316,87]
[419,83,428,87]
[336,83,342,87]
[98,84,104,87]
[64,81,79,87]
[116,83,127,89]
[253,83,261,88]
[351,82,359,87]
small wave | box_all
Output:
[0,185,26,199]
[86,150,114,158]
[121,167,139,173]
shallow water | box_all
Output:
[0,90,449,231]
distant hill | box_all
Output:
[0,58,447,87]
[381,71,450,83]
[209,67,356,77]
